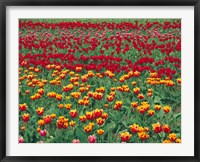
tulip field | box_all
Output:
[19,19,181,143]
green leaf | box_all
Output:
[154,96,161,104]
[74,128,88,143]
[174,113,181,119]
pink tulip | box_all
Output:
[40,129,47,137]
[38,140,43,143]
[88,135,96,143]
[19,136,24,143]
[72,139,80,143]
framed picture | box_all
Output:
[0,0,200,161]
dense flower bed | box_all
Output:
[19,19,181,143]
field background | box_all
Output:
[19,19,181,143]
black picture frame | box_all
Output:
[0,0,200,162]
